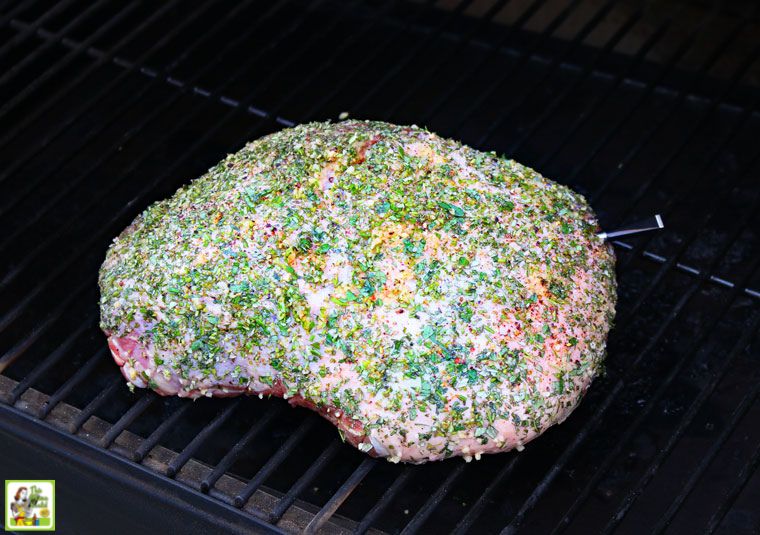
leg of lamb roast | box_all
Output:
[99,120,616,463]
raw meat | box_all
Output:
[99,120,616,463]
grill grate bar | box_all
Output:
[418,0,557,127]
[166,399,243,478]
[233,418,318,508]
[0,0,38,22]
[0,15,296,131]
[588,14,760,206]
[303,457,376,535]
[0,0,201,196]
[354,467,413,534]
[612,100,760,325]
[133,402,193,462]
[505,4,646,156]
[0,0,322,295]
[611,240,760,299]
[544,222,760,532]
[266,0,453,126]
[400,463,467,535]
[0,0,384,344]
[654,343,760,531]
[70,375,122,433]
[6,320,91,404]
[437,0,586,142]
[191,0,388,125]
[0,0,268,211]
[38,346,107,419]
[531,1,689,171]
[0,0,77,58]
[0,0,365,389]
[237,0,418,124]
[14,1,759,125]
[357,0,514,120]
[12,310,100,406]
[2,4,751,314]
[509,201,760,533]
[0,0,279,225]
[0,0,139,122]
[705,431,760,533]
[0,278,91,373]
[407,0,760,303]
[653,321,760,533]
[200,404,284,493]
[0,253,92,329]
[268,439,343,523]
[472,0,611,148]
[14,1,760,132]
[423,0,576,131]
[494,138,760,531]
[578,14,760,322]
[599,268,760,531]
[545,2,723,182]
[0,0,372,406]
[278,0,437,125]
[607,309,758,521]
[2,0,376,405]
[451,456,521,534]
[98,392,156,449]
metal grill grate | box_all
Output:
[1,0,759,533]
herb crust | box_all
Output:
[100,120,616,463]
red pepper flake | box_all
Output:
[354,135,381,164]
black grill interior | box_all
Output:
[2,0,760,533]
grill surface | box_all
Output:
[1,0,760,533]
